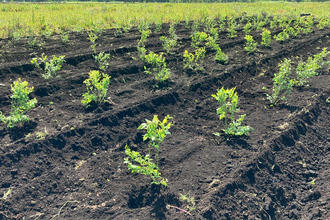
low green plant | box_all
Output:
[91,22,103,37]
[36,128,49,140]
[31,53,65,79]
[261,28,271,47]
[28,34,44,49]
[179,191,196,212]
[205,36,218,50]
[204,17,216,33]
[270,16,278,29]
[81,70,110,107]
[266,58,296,105]
[169,23,178,40]
[42,26,52,39]
[286,26,300,38]
[191,31,208,48]
[227,22,237,38]
[138,20,150,33]
[61,31,69,44]
[93,51,110,72]
[122,21,132,33]
[317,17,329,30]
[244,35,257,54]
[0,78,38,128]
[184,16,190,29]
[144,52,170,82]
[154,20,163,32]
[160,36,177,54]
[124,115,172,186]
[124,146,167,186]
[137,29,151,61]
[88,30,98,53]
[183,47,206,70]
[138,115,172,168]
[243,22,252,34]
[209,28,218,40]
[159,23,178,54]
[114,24,123,38]
[12,31,21,44]
[191,21,200,34]
[296,48,329,86]
[274,31,289,42]
[214,46,228,64]
[256,20,266,31]
[212,87,252,136]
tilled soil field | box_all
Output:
[0,21,329,220]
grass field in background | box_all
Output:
[0,2,329,39]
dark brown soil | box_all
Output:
[0,21,330,220]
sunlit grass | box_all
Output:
[0,2,329,39]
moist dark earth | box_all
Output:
[0,19,330,220]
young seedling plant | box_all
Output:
[266,58,297,105]
[144,51,171,82]
[212,87,252,136]
[214,46,228,64]
[261,28,271,47]
[159,23,178,54]
[244,35,258,54]
[124,115,173,186]
[191,31,208,48]
[183,47,206,70]
[124,146,167,186]
[31,53,65,79]
[81,70,111,107]
[93,51,110,72]
[88,30,98,53]
[0,78,38,128]
[137,29,151,61]
[296,48,329,86]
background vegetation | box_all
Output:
[0,2,330,38]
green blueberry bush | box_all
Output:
[0,78,38,128]
[212,87,252,136]
[81,70,111,107]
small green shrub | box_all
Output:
[31,53,65,79]
[0,78,38,128]
[212,87,252,136]
[191,31,208,48]
[214,46,228,64]
[227,21,238,38]
[244,35,257,54]
[160,36,177,54]
[124,115,172,186]
[266,58,297,105]
[114,24,123,38]
[138,20,150,33]
[183,47,206,70]
[124,146,167,186]
[154,20,163,32]
[144,52,170,82]
[209,28,218,41]
[274,31,289,42]
[205,36,218,50]
[88,30,98,53]
[137,29,151,61]
[138,115,172,167]
[261,28,271,47]
[61,31,69,44]
[243,22,252,34]
[296,48,329,86]
[93,51,110,72]
[81,70,111,107]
